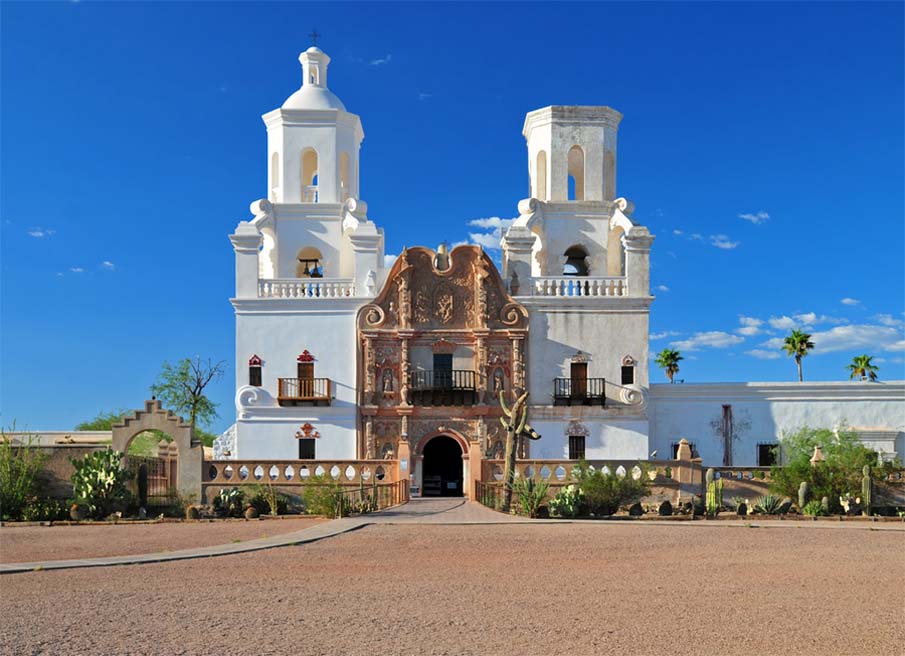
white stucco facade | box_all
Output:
[226,45,905,470]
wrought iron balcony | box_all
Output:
[408,370,476,406]
[277,378,332,406]
[553,377,606,407]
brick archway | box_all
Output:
[111,400,203,503]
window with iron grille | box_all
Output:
[569,435,586,460]
[621,365,634,385]
[298,439,315,459]
[757,443,779,467]
[249,365,262,387]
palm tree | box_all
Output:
[782,329,814,382]
[655,348,683,383]
[847,354,879,381]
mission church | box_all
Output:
[221,44,904,497]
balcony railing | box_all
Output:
[258,278,356,299]
[553,377,606,407]
[278,378,332,406]
[408,370,476,406]
[302,185,318,202]
[532,276,627,297]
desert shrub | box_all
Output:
[70,448,132,519]
[249,482,289,516]
[575,461,650,516]
[753,495,782,515]
[513,478,549,518]
[21,497,68,522]
[770,426,896,508]
[214,487,245,517]
[302,475,350,518]
[802,500,827,517]
[0,430,48,521]
[548,484,583,518]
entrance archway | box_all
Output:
[422,435,464,497]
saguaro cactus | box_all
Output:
[861,465,873,517]
[798,481,810,509]
[499,390,541,513]
[705,469,722,516]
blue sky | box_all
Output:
[2,1,903,434]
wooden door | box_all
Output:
[570,362,587,398]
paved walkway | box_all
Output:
[2,498,901,574]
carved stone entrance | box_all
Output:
[421,434,464,497]
[111,400,203,503]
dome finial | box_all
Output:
[308,28,321,47]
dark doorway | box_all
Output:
[570,361,588,399]
[422,435,463,497]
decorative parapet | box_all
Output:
[257,278,356,298]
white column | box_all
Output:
[230,222,263,298]
[623,227,654,297]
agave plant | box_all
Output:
[753,494,782,515]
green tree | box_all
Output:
[655,348,683,383]
[847,354,880,381]
[769,426,895,509]
[150,356,225,432]
[75,410,128,431]
[782,329,814,382]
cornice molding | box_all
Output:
[650,381,905,403]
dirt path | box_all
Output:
[0,517,324,563]
[1,522,901,655]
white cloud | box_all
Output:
[738,211,770,225]
[417,92,432,101]
[841,297,860,306]
[736,315,764,336]
[875,314,905,329]
[656,284,669,292]
[760,324,905,354]
[710,234,740,250]
[745,349,781,360]
[384,254,397,268]
[69,267,84,273]
[466,217,515,251]
[469,217,514,230]
[650,331,680,340]
[671,331,745,351]
[101,260,115,270]
[468,231,503,249]
[369,54,392,67]
[689,233,703,241]
[672,229,683,235]
[768,315,797,330]
[27,227,56,238]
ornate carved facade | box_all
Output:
[356,246,529,461]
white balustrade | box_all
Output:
[258,278,356,299]
[302,185,318,202]
[532,276,627,297]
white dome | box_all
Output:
[282,85,346,111]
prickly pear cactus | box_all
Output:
[798,481,809,509]
[861,465,873,517]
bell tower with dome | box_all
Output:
[264,46,363,205]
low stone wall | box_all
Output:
[34,445,106,499]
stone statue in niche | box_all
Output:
[381,368,395,395]
[492,368,505,394]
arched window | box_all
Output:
[296,246,323,278]
[259,227,276,279]
[535,150,547,200]
[567,145,584,201]
[301,149,318,202]
[563,245,589,276]
[339,152,350,199]
[270,152,280,200]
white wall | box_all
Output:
[530,416,649,460]
[649,381,905,466]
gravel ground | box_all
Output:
[1,522,902,656]
[0,518,323,563]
